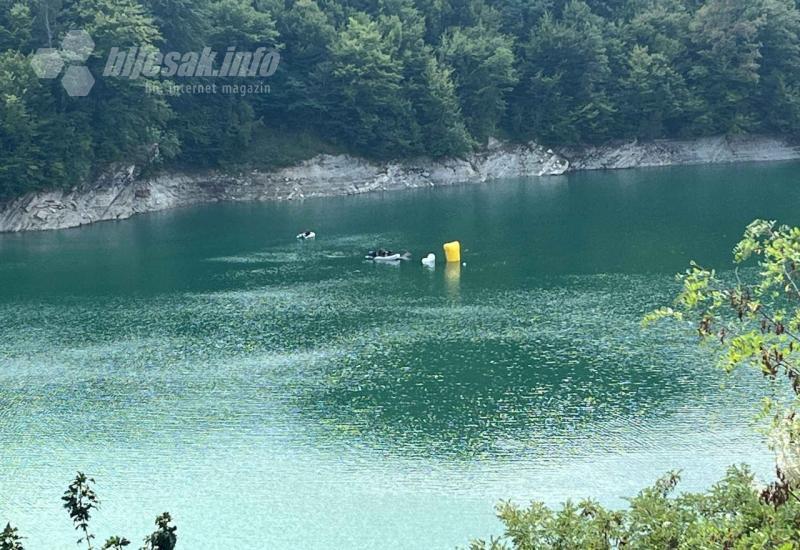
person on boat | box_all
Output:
[366,248,399,260]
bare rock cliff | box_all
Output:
[0,141,567,232]
[1,135,797,233]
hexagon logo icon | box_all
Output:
[30,29,96,97]
[61,65,95,97]
[61,30,95,63]
[30,48,64,79]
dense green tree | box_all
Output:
[70,0,174,163]
[140,0,210,50]
[414,56,473,156]
[493,0,553,37]
[272,0,336,121]
[0,1,32,50]
[687,0,763,133]
[620,45,691,138]
[623,0,692,61]
[414,0,499,40]
[164,0,280,165]
[321,13,414,156]
[748,0,800,133]
[440,23,517,144]
[376,0,471,155]
[205,0,279,49]
[4,0,800,197]
[509,1,614,143]
[29,0,64,49]
[0,51,44,197]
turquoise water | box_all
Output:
[1,163,798,548]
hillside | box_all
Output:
[2,0,800,199]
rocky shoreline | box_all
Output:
[1,135,799,233]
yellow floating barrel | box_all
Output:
[443,241,461,263]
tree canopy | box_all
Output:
[3,0,800,198]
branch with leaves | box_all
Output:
[646,219,800,503]
[1,523,24,550]
[141,514,177,550]
[62,472,99,550]
[3,473,177,550]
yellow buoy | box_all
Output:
[443,241,461,263]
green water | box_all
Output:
[1,163,798,548]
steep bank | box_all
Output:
[1,135,798,233]
[0,141,568,233]
[561,135,800,170]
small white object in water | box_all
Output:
[297,231,316,240]
[422,253,436,268]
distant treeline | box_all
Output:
[2,0,800,198]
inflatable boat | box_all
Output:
[372,253,402,262]
[366,250,411,262]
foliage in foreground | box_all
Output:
[473,219,800,548]
[2,472,176,550]
[471,467,800,549]
[646,219,800,497]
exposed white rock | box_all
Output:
[1,135,798,233]
[561,135,800,170]
[0,141,567,232]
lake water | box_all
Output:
[1,162,798,549]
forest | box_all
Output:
[2,0,800,198]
